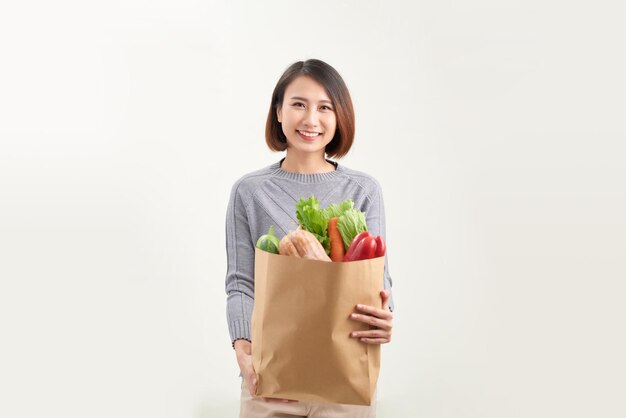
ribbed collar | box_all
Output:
[269,158,344,184]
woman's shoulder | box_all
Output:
[337,164,384,195]
[229,162,280,197]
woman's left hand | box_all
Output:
[349,289,393,344]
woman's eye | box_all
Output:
[320,106,333,111]
[292,102,305,108]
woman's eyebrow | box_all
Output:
[289,96,332,104]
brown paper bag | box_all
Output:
[251,247,385,406]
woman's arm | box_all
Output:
[227,185,298,403]
[349,178,394,345]
[225,182,256,348]
[362,179,394,311]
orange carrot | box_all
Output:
[328,216,345,262]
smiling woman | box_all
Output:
[265,59,355,171]
[226,59,394,418]
[275,76,338,168]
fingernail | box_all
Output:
[351,313,357,318]
[356,304,363,309]
[352,332,357,337]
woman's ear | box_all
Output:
[276,106,282,123]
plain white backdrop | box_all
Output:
[1,1,625,417]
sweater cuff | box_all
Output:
[386,288,395,312]
[229,319,251,347]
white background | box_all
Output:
[1,1,625,417]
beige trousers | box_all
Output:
[239,378,377,418]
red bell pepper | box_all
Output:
[344,232,386,261]
[343,231,371,261]
[374,235,386,257]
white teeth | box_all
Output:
[298,130,320,137]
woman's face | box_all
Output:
[277,75,337,158]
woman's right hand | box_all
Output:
[234,339,257,396]
[234,339,298,403]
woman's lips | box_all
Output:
[297,130,321,141]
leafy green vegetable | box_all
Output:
[322,199,354,219]
[336,208,368,250]
[295,196,330,253]
[295,195,368,254]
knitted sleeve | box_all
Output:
[225,181,255,348]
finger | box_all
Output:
[380,289,390,311]
[247,380,256,397]
[349,312,392,331]
[359,337,390,344]
[246,372,257,397]
[351,329,389,339]
[263,397,299,403]
[355,303,393,320]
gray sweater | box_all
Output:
[225,159,394,346]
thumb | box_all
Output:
[380,289,390,311]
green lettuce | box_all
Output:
[295,196,330,252]
[323,199,354,219]
[336,208,368,250]
[295,195,368,254]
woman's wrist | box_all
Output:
[234,338,252,355]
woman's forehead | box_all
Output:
[285,76,331,101]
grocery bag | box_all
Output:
[251,247,385,405]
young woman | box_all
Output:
[225,59,394,418]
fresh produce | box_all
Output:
[343,231,386,261]
[328,217,345,262]
[295,196,330,253]
[343,231,371,261]
[296,196,368,255]
[256,225,280,254]
[278,228,331,261]
[257,195,386,262]
[374,235,386,257]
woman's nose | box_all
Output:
[303,109,319,127]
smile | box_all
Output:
[297,130,321,140]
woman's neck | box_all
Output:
[280,152,335,174]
